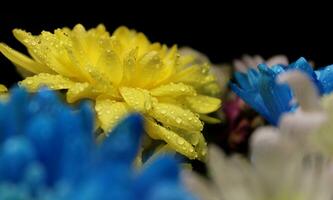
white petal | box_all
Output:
[250,127,292,167]
[278,70,327,138]
[233,59,247,73]
[253,55,264,66]
[266,55,289,66]
[242,54,257,69]
[208,145,260,200]
[279,110,326,141]
[182,170,220,200]
[277,70,321,112]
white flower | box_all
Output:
[183,71,333,200]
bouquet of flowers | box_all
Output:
[1,24,333,200]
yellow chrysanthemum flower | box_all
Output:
[0,84,7,93]
[0,24,221,160]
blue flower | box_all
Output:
[0,88,195,200]
[231,57,333,125]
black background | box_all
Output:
[1,4,332,86]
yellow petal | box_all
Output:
[0,43,51,74]
[143,144,177,165]
[178,54,196,68]
[95,24,109,35]
[199,81,221,97]
[66,82,94,103]
[121,48,138,85]
[13,29,78,78]
[112,26,151,57]
[145,119,197,159]
[71,25,123,85]
[195,133,208,161]
[173,64,216,88]
[95,98,128,132]
[135,51,163,88]
[186,95,221,114]
[44,32,86,79]
[163,45,178,66]
[149,103,203,132]
[149,45,178,86]
[13,29,44,63]
[0,84,7,93]
[15,66,35,78]
[150,82,196,97]
[13,29,47,64]
[68,82,119,104]
[154,144,177,155]
[64,45,94,83]
[133,33,151,57]
[199,114,222,124]
[169,126,207,161]
[119,87,153,112]
[170,127,201,146]
[95,48,123,85]
[19,73,75,91]
[112,26,132,44]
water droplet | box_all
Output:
[26,80,33,85]
[177,138,184,145]
[201,149,207,156]
[176,118,182,124]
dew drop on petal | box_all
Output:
[177,138,185,145]
[176,118,182,124]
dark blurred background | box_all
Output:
[1,4,332,86]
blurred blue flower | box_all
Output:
[0,88,195,200]
[231,57,333,125]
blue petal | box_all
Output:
[289,57,325,94]
[77,101,95,135]
[234,72,250,90]
[315,64,333,94]
[25,116,60,184]
[5,87,30,135]
[134,155,180,199]
[288,57,314,76]
[258,75,293,125]
[230,83,271,122]
[22,162,47,195]
[247,68,260,89]
[147,182,197,200]
[0,136,36,182]
[271,64,285,74]
[231,57,326,126]
[98,113,144,165]
[258,63,276,77]
[0,88,191,199]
